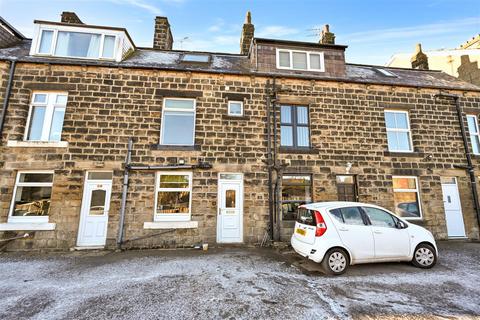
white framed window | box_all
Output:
[392,176,422,220]
[276,48,325,72]
[25,92,68,142]
[467,115,480,154]
[384,110,413,152]
[160,98,196,145]
[34,27,118,60]
[9,171,54,223]
[228,101,244,116]
[154,172,193,222]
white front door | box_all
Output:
[442,179,466,238]
[77,177,112,247]
[217,174,243,243]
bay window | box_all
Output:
[160,98,196,145]
[26,92,67,142]
[154,172,192,221]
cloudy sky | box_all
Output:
[1,0,479,65]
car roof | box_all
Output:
[302,201,385,211]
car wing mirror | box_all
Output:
[396,221,407,229]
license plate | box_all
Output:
[296,228,306,236]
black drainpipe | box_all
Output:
[266,79,274,240]
[436,93,480,230]
[117,137,133,249]
[0,60,16,137]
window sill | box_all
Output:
[279,147,318,154]
[143,221,198,229]
[7,140,68,148]
[222,114,249,121]
[150,144,201,151]
[0,222,56,231]
[384,151,424,158]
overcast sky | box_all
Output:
[1,0,479,65]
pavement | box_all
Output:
[0,241,479,320]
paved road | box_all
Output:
[0,241,478,319]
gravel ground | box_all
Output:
[0,241,478,320]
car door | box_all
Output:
[362,206,410,260]
[330,206,375,262]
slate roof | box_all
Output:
[1,39,479,92]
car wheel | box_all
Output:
[412,244,437,269]
[321,248,349,275]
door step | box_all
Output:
[72,246,105,251]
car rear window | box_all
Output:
[297,208,316,226]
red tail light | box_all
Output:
[314,211,327,237]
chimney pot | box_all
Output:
[61,12,83,24]
[240,11,254,55]
[319,24,335,45]
[153,16,173,50]
[411,43,429,70]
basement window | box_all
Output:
[9,171,54,224]
[181,53,210,63]
[276,49,324,72]
[154,172,192,222]
[26,92,68,142]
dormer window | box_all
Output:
[30,21,135,62]
[276,49,324,72]
[36,29,117,59]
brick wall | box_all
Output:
[0,61,479,250]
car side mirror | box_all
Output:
[396,221,407,229]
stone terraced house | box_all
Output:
[0,12,479,251]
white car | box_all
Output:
[291,202,438,275]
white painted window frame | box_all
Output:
[467,115,480,155]
[31,23,124,61]
[154,171,193,222]
[384,110,414,152]
[24,91,68,142]
[159,98,196,146]
[392,175,423,220]
[8,170,54,224]
[227,100,244,116]
[275,48,325,72]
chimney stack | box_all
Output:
[411,43,429,70]
[61,12,83,24]
[240,11,254,55]
[153,17,173,50]
[319,24,335,45]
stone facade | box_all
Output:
[1,59,479,250]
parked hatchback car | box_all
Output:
[291,202,438,275]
